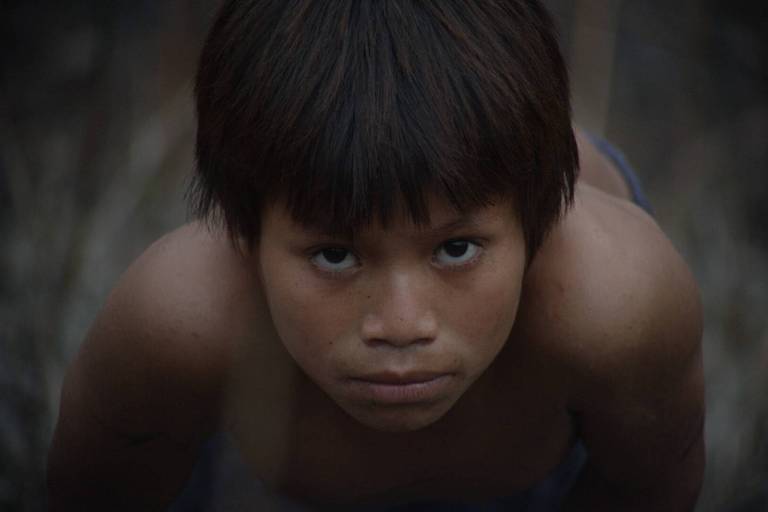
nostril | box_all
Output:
[359,296,438,347]
[363,337,389,348]
[363,335,435,349]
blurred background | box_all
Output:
[1,1,766,510]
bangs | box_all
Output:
[192,0,577,256]
[275,86,514,236]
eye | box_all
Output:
[310,247,359,272]
[433,240,482,267]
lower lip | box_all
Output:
[347,375,453,404]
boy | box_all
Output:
[48,1,704,510]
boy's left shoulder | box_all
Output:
[518,184,705,504]
[522,183,702,377]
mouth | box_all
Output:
[347,372,454,404]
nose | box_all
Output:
[360,270,438,348]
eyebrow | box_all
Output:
[296,215,357,239]
[421,216,484,238]
[300,213,487,241]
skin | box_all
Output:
[48,132,704,510]
[256,195,526,433]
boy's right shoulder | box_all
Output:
[111,221,262,346]
[74,221,265,436]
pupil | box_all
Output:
[445,241,468,258]
[323,248,347,264]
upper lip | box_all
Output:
[351,371,450,385]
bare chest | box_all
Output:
[226,368,574,506]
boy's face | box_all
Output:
[257,195,526,432]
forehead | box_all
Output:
[262,193,518,239]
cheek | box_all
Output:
[449,258,524,354]
[463,281,521,337]
[259,252,354,360]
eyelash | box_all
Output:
[308,246,359,274]
[432,239,485,269]
[307,238,486,275]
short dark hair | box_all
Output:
[190,0,578,260]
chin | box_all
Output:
[344,401,455,433]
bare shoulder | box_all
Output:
[523,184,702,389]
[519,185,705,501]
[49,224,274,507]
[69,222,261,437]
[106,221,260,349]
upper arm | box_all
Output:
[48,228,235,510]
[48,355,207,510]
[567,228,705,507]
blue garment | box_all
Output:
[587,134,654,215]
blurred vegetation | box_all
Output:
[1,1,766,511]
